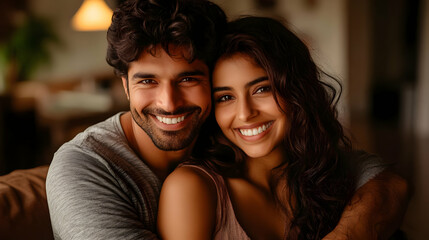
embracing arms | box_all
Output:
[323,170,409,240]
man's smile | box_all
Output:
[155,115,186,125]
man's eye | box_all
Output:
[140,79,156,84]
[180,77,199,83]
[179,77,201,86]
[254,86,271,94]
[216,95,234,103]
[181,77,194,82]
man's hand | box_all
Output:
[323,170,409,240]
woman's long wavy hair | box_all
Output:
[194,16,357,239]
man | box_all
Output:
[46,0,408,239]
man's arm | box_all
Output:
[323,170,409,240]
[46,149,159,239]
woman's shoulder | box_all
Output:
[165,165,218,191]
[158,164,218,239]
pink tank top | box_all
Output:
[182,165,251,240]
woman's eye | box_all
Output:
[254,86,271,94]
[216,95,234,103]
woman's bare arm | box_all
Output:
[157,166,218,240]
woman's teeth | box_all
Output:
[156,115,185,124]
[239,122,273,136]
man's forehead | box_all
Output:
[140,44,201,63]
[128,47,209,78]
[137,45,204,63]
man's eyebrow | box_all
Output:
[131,73,156,81]
[213,76,268,93]
[131,71,206,81]
[177,70,207,78]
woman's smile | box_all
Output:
[236,121,274,137]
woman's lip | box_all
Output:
[235,121,274,137]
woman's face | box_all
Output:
[212,54,288,159]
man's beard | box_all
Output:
[130,106,206,151]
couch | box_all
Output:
[0,165,53,239]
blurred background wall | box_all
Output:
[0,0,428,238]
[29,0,116,82]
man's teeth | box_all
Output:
[239,122,273,136]
[156,116,185,124]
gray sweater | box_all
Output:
[46,113,160,239]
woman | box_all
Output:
[157,16,384,240]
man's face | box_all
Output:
[122,46,211,151]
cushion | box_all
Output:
[0,165,53,239]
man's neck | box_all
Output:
[120,112,192,180]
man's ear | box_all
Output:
[122,76,130,100]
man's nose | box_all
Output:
[237,97,257,122]
[157,83,183,112]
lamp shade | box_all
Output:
[71,0,113,31]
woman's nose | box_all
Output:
[237,97,257,122]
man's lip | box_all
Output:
[151,112,193,131]
[154,114,187,125]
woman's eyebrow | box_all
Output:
[212,86,231,93]
[213,76,268,93]
[245,76,269,88]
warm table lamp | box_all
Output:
[71,0,113,31]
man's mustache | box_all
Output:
[142,106,201,116]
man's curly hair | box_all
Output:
[106,0,227,78]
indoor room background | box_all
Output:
[0,0,428,239]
